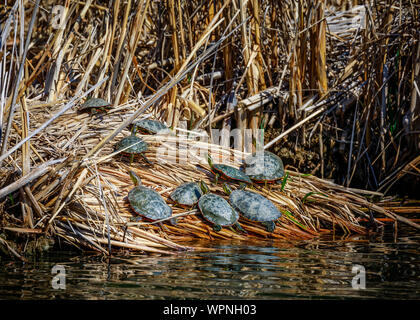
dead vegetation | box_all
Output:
[0,0,419,258]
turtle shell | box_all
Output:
[133,119,170,135]
[229,189,281,222]
[128,185,172,220]
[198,193,239,227]
[244,151,284,182]
[212,164,252,184]
[170,182,203,207]
[80,98,111,110]
[115,135,148,154]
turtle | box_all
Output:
[169,181,207,208]
[115,134,151,164]
[207,154,252,186]
[244,151,284,184]
[127,170,176,225]
[223,184,282,232]
[131,119,170,135]
[198,192,245,233]
[79,97,112,115]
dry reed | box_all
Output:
[0,0,419,258]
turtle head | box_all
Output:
[199,180,209,194]
[130,123,138,135]
[128,170,142,186]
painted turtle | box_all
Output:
[115,134,151,164]
[79,97,112,114]
[132,119,170,135]
[244,151,284,184]
[127,170,175,225]
[223,184,282,232]
[207,154,252,186]
[198,192,245,233]
[169,181,207,208]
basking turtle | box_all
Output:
[127,170,175,225]
[132,119,170,135]
[244,151,284,184]
[79,97,112,114]
[223,184,282,232]
[169,181,207,208]
[115,134,150,164]
[207,154,252,186]
[198,192,245,233]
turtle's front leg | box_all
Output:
[129,216,143,222]
[212,224,222,232]
[92,108,104,121]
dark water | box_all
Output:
[1,226,419,300]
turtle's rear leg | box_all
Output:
[169,217,178,226]
[140,154,154,166]
[261,221,276,232]
[234,222,248,234]
[213,173,219,186]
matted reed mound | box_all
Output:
[1,99,418,260]
[0,100,410,254]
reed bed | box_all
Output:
[1,0,419,258]
[0,104,415,258]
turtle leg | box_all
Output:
[234,222,248,234]
[214,173,219,185]
[261,221,276,232]
[169,217,178,226]
[92,108,104,121]
[130,216,143,222]
[140,153,153,166]
[239,182,247,190]
[212,224,222,232]
[130,153,134,165]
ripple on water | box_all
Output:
[0,227,419,299]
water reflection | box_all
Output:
[0,227,419,299]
